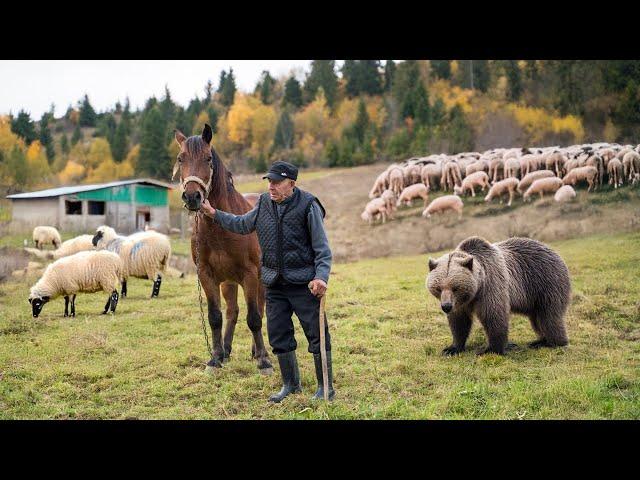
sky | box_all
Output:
[0,60,324,119]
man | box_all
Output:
[200,160,335,403]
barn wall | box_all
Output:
[9,199,60,232]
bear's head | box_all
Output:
[426,252,478,314]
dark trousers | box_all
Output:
[265,277,331,355]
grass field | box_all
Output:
[1,231,639,419]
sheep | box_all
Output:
[622,151,640,181]
[421,195,464,219]
[28,250,123,318]
[484,177,520,207]
[607,158,624,188]
[421,163,442,191]
[517,170,556,194]
[585,155,605,188]
[380,189,397,218]
[503,157,521,179]
[454,171,490,197]
[442,161,462,191]
[402,163,422,186]
[369,171,389,199]
[489,157,505,183]
[523,177,564,201]
[32,226,61,250]
[554,185,577,203]
[24,234,95,261]
[562,166,598,192]
[397,183,430,208]
[465,159,489,177]
[388,167,405,196]
[92,226,172,299]
[546,152,567,177]
[361,198,388,225]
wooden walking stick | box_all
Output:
[310,282,329,401]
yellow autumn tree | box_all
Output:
[26,141,52,186]
[250,104,277,157]
[85,157,118,183]
[67,142,88,169]
[124,144,140,170]
[294,88,332,145]
[0,115,25,153]
[193,111,210,136]
[58,161,86,184]
[227,93,260,146]
[86,138,114,170]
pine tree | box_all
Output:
[273,109,295,150]
[8,145,28,186]
[207,105,219,134]
[431,98,446,126]
[282,76,303,108]
[175,107,193,137]
[121,97,132,136]
[204,80,213,104]
[160,85,176,125]
[384,60,396,92]
[115,101,122,114]
[217,71,227,93]
[60,134,70,156]
[71,124,83,145]
[78,94,97,127]
[221,68,237,107]
[256,70,276,105]
[137,107,170,178]
[111,121,129,162]
[303,60,339,107]
[505,60,523,102]
[343,61,382,97]
[473,60,490,92]
[10,110,37,145]
[39,112,55,164]
[353,98,370,144]
[96,113,117,144]
[430,60,451,80]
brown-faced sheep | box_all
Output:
[397,183,430,208]
[562,166,598,192]
[554,185,576,202]
[422,195,464,219]
[523,177,564,201]
[28,250,123,318]
[484,177,520,207]
[361,197,388,225]
[517,170,556,194]
[32,226,61,250]
[454,171,490,197]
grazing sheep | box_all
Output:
[465,159,489,177]
[28,250,123,318]
[369,171,389,199]
[607,158,624,188]
[484,177,520,207]
[32,226,61,250]
[517,170,556,194]
[503,157,521,179]
[402,163,422,186]
[92,226,171,298]
[361,197,388,225]
[554,185,576,203]
[454,171,490,197]
[622,151,640,181]
[388,167,404,196]
[421,163,442,191]
[397,183,430,208]
[489,157,505,183]
[585,155,605,188]
[523,177,564,201]
[422,195,464,219]
[380,189,397,218]
[442,162,462,191]
[24,234,95,261]
[562,166,598,192]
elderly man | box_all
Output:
[200,160,334,403]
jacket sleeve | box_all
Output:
[213,203,259,235]
[307,201,332,284]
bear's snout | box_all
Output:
[441,302,453,313]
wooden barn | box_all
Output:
[6,179,173,234]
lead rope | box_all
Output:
[193,211,213,358]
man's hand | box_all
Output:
[308,279,328,298]
[200,199,216,219]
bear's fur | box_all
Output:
[426,236,570,355]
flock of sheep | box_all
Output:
[26,225,172,318]
[362,142,640,224]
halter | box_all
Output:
[173,159,214,198]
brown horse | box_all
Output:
[174,124,272,374]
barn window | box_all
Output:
[88,201,105,215]
[65,200,82,215]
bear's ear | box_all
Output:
[428,258,438,271]
[460,256,473,271]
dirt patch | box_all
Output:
[297,164,640,262]
[0,247,30,284]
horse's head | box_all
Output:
[174,124,215,211]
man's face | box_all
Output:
[268,179,295,202]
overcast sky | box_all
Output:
[0,60,330,119]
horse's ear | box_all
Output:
[175,129,187,146]
[202,124,213,144]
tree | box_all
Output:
[207,105,219,134]
[160,85,176,126]
[137,107,171,178]
[353,98,370,144]
[430,60,451,80]
[71,124,83,145]
[96,113,117,144]
[504,60,523,102]
[473,60,490,92]
[448,105,474,152]
[11,110,37,145]
[39,112,55,164]
[384,60,396,91]
[111,121,129,162]
[273,109,295,150]
[282,76,303,108]
[220,68,237,107]
[204,79,213,104]
[342,60,383,97]
[7,145,28,186]
[217,70,227,93]
[78,94,97,127]
[60,134,70,156]
[303,60,339,107]
[256,70,276,105]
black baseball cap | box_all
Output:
[262,161,298,181]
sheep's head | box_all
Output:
[28,294,50,318]
[92,226,116,248]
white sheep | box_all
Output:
[92,226,172,298]
[562,166,598,192]
[24,234,95,261]
[369,171,389,199]
[484,177,520,207]
[32,226,61,250]
[523,177,564,201]
[397,183,430,208]
[28,250,123,318]
[422,195,464,219]
[380,189,397,218]
[517,170,556,194]
[607,158,624,188]
[388,167,405,196]
[554,185,576,203]
[454,171,490,197]
[361,198,388,225]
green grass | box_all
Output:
[1,231,639,419]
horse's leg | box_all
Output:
[243,273,273,374]
[199,267,225,370]
[221,281,239,362]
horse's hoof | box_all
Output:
[259,367,274,376]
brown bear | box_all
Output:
[426,236,570,355]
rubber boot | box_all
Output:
[268,351,302,403]
[311,350,335,401]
